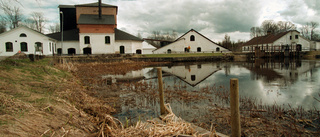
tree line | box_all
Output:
[0,0,59,34]
[250,20,319,41]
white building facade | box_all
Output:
[242,30,311,52]
[0,26,57,57]
[153,29,230,54]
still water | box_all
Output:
[111,59,320,122]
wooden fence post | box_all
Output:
[157,67,166,115]
[230,78,241,137]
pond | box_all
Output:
[109,59,320,124]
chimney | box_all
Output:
[98,0,102,19]
[267,30,272,35]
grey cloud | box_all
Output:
[117,0,262,35]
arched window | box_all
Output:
[167,49,172,54]
[5,42,13,52]
[190,35,195,41]
[84,36,90,44]
[20,33,27,37]
[136,49,142,54]
[83,47,92,54]
[216,47,220,52]
[20,42,28,52]
[35,42,42,51]
[68,48,76,55]
[105,36,110,44]
[197,47,201,52]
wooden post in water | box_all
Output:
[157,67,166,115]
[230,78,241,137]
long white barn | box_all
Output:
[153,29,230,54]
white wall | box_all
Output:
[79,33,115,54]
[153,30,229,54]
[56,41,80,54]
[0,27,57,56]
[114,40,143,54]
[316,42,320,51]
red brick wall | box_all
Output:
[78,24,116,33]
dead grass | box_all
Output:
[0,58,115,136]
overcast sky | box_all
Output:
[4,0,320,42]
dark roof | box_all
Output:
[58,5,75,8]
[46,29,79,41]
[115,28,143,41]
[75,2,117,7]
[78,14,115,25]
[243,30,299,46]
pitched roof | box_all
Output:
[75,2,117,7]
[0,26,56,40]
[78,14,115,25]
[243,30,299,46]
[46,29,79,41]
[115,28,143,41]
[154,29,230,51]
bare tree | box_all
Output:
[0,17,6,33]
[300,21,319,40]
[0,1,23,29]
[261,20,278,35]
[48,23,60,33]
[277,21,296,32]
[29,12,46,33]
[250,27,262,38]
[310,21,319,41]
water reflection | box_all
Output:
[108,59,320,111]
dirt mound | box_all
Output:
[9,52,28,59]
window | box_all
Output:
[290,36,292,40]
[216,47,220,52]
[197,47,201,52]
[35,42,42,51]
[190,35,195,41]
[20,33,27,37]
[167,49,171,54]
[295,35,299,39]
[136,49,142,54]
[84,36,90,44]
[105,36,110,44]
[20,42,28,52]
[5,42,13,52]
[191,75,196,81]
[49,43,52,52]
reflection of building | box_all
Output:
[161,63,221,86]
[242,59,319,84]
[102,68,154,82]
[153,29,230,54]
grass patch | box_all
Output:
[0,120,8,126]
[139,53,224,58]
